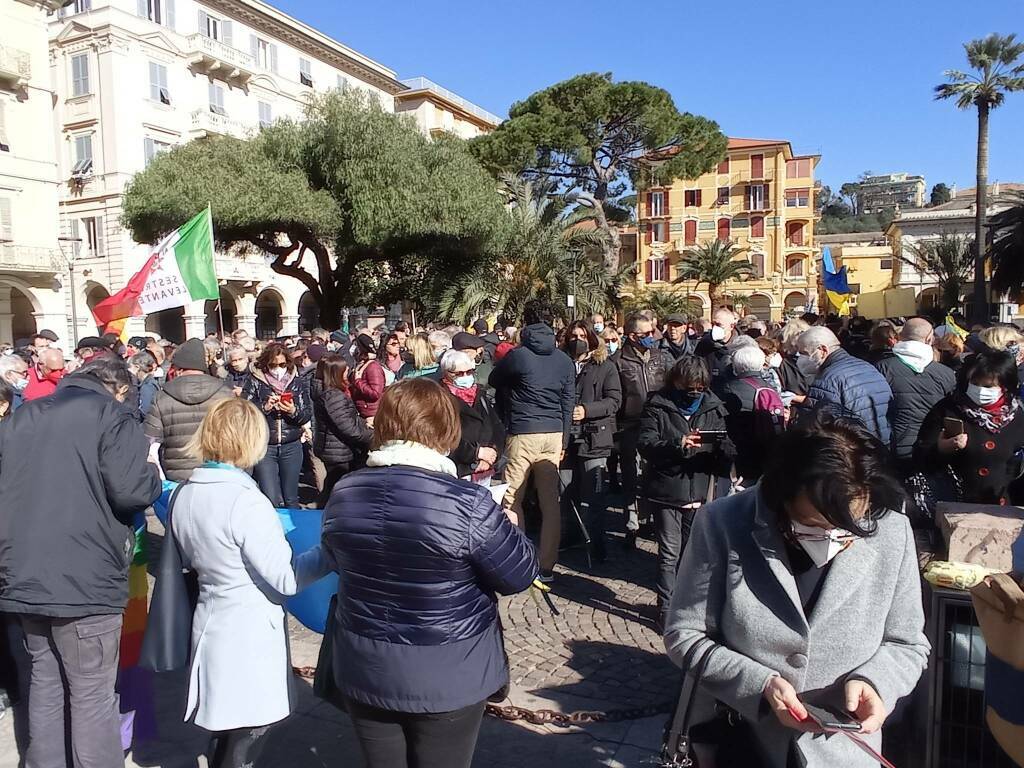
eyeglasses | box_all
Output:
[635,331,654,339]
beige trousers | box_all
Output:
[502,432,562,571]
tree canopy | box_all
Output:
[673,239,752,310]
[989,193,1024,296]
[469,73,727,271]
[930,183,953,206]
[898,234,974,312]
[122,90,507,328]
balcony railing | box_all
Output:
[0,45,31,88]
[0,245,63,273]
[736,168,775,182]
[216,252,270,283]
[189,109,250,139]
[400,77,503,126]
[184,34,255,85]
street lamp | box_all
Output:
[57,235,82,342]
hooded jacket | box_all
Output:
[144,373,232,482]
[488,323,576,447]
[876,344,956,460]
[0,375,161,617]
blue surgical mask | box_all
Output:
[593,323,605,334]
[453,374,475,389]
[606,341,619,355]
[640,336,658,350]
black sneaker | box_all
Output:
[622,532,637,549]
[538,570,555,584]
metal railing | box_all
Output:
[0,245,63,272]
[183,34,256,73]
[400,77,502,125]
[0,45,31,84]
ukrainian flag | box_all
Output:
[822,246,851,317]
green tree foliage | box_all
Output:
[440,178,631,325]
[122,90,507,328]
[989,193,1024,296]
[469,73,727,273]
[930,183,953,206]
[673,239,752,310]
[622,287,704,321]
[935,33,1024,319]
[898,234,974,311]
[817,210,895,235]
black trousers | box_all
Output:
[210,725,269,768]
[646,501,698,620]
[317,461,352,508]
[345,699,486,768]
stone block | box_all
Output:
[938,503,1024,572]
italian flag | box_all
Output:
[92,208,219,332]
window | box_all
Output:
[198,10,232,45]
[717,218,731,241]
[787,257,805,277]
[717,186,730,205]
[750,252,765,279]
[0,104,9,153]
[649,191,664,217]
[717,158,730,174]
[137,0,173,28]
[684,189,702,207]
[746,184,767,210]
[72,134,93,176]
[258,101,272,129]
[786,158,812,178]
[684,219,697,245]
[148,62,170,105]
[750,154,764,178]
[651,221,668,243]
[646,257,667,283]
[785,188,810,207]
[143,137,171,167]
[59,0,91,17]
[787,222,804,246]
[71,54,90,97]
[83,215,104,257]
[750,215,765,238]
[0,198,12,245]
[880,258,893,271]
[299,58,313,87]
[208,82,226,116]
[250,36,278,72]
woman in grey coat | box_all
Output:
[664,411,929,768]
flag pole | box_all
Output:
[207,204,228,339]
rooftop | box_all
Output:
[727,137,788,149]
[817,232,887,245]
[397,77,502,127]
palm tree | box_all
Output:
[441,177,627,324]
[990,192,1024,297]
[935,33,1024,320]
[623,287,704,320]
[673,239,752,310]
[897,234,974,312]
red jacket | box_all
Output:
[23,367,62,401]
[351,360,385,418]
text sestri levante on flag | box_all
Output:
[92,208,220,331]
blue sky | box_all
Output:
[276,0,1023,194]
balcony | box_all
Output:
[737,168,775,182]
[184,34,255,85]
[216,252,270,283]
[0,45,31,89]
[189,109,250,139]
[0,245,63,273]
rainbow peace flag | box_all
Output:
[117,512,157,747]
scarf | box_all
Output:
[366,440,457,477]
[959,393,1020,433]
[892,340,934,374]
[670,389,703,417]
[445,380,478,407]
[265,368,294,394]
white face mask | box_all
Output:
[711,325,727,343]
[791,521,856,568]
[269,366,287,379]
[606,341,619,356]
[768,353,783,369]
[12,375,28,392]
[967,383,1003,406]
[796,352,821,376]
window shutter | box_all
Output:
[148,61,157,100]
[645,258,653,283]
[222,19,232,47]
[94,215,105,256]
[645,225,652,245]
[662,188,670,212]
[763,183,769,208]
[137,0,147,18]
[269,44,278,73]
[198,9,208,35]
[696,190,702,207]
[144,137,154,166]
[645,192,652,216]
[0,103,8,149]
[0,198,12,243]
[164,0,175,29]
[685,219,696,245]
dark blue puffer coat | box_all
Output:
[322,465,538,713]
[805,348,893,445]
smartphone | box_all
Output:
[696,430,728,442]
[803,703,862,732]
[943,417,965,437]
[279,392,294,405]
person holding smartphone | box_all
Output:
[915,351,1024,506]
[242,342,311,507]
[638,356,734,630]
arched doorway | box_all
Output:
[145,307,185,343]
[784,291,808,314]
[85,284,110,312]
[204,288,238,336]
[298,292,319,332]
[10,287,38,343]
[746,293,772,319]
[255,289,283,340]
[685,295,707,320]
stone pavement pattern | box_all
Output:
[1,512,675,767]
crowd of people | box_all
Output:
[0,298,1022,767]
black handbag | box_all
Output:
[139,484,197,673]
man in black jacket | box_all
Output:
[489,300,575,580]
[875,317,956,475]
[0,356,161,768]
[694,307,739,385]
[659,313,696,360]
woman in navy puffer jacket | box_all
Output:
[321,378,538,768]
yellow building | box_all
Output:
[637,137,820,321]
[816,232,895,313]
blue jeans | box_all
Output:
[254,441,303,507]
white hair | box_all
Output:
[428,330,452,349]
[0,355,27,376]
[439,348,475,374]
[797,326,841,353]
[731,345,766,377]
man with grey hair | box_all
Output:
[875,317,955,471]
[0,353,29,412]
[428,330,452,361]
[696,307,739,384]
[798,326,893,443]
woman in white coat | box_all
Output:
[174,397,298,768]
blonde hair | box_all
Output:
[979,326,1024,353]
[778,318,811,355]
[186,398,269,470]
[406,333,436,370]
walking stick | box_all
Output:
[558,472,592,569]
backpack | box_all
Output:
[741,377,786,442]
